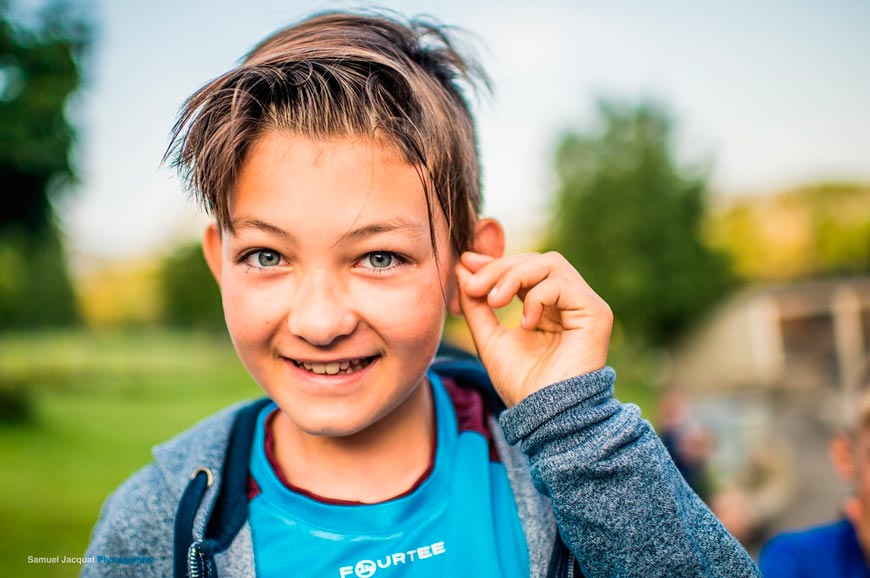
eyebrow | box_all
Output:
[231,216,428,244]
[232,218,295,241]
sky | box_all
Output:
[27,0,870,271]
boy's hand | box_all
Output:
[455,251,613,407]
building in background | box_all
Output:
[667,276,870,550]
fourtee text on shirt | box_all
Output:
[338,541,447,577]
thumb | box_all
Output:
[455,263,500,355]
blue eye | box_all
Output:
[366,252,393,268]
[253,250,281,267]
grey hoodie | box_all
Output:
[82,367,760,578]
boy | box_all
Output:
[759,370,870,576]
[83,11,760,578]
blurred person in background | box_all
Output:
[659,390,796,550]
[759,365,870,577]
[710,441,795,550]
[658,389,715,501]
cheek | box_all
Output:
[220,275,286,345]
[353,274,447,344]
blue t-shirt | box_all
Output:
[248,370,530,578]
[759,518,869,578]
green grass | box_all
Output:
[0,329,260,578]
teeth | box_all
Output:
[297,357,372,375]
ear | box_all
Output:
[447,218,505,316]
[829,433,855,482]
[471,217,505,260]
[202,223,224,286]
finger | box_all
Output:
[485,256,564,309]
[455,263,501,351]
[520,277,568,330]
[462,251,605,321]
[472,252,581,310]
[459,251,532,283]
[458,251,495,271]
[520,275,604,331]
[459,252,542,298]
[520,277,582,331]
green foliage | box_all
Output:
[545,100,733,346]
[0,1,90,328]
[0,376,32,423]
[707,182,870,281]
[0,224,79,327]
[798,183,870,275]
[160,242,225,331]
[1,0,89,232]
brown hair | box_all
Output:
[166,10,490,256]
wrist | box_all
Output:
[499,366,616,445]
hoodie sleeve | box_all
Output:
[81,464,175,578]
[498,367,761,578]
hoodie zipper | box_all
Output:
[188,540,217,578]
[188,541,204,578]
[548,536,583,578]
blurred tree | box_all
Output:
[706,182,870,281]
[0,0,89,328]
[77,257,163,328]
[0,224,80,326]
[160,242,225,331]
[545,100,733,346]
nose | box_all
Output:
[287,269,359,346]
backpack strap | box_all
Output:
[174,397,272,578]
[430,343,506,414]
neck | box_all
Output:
[271,380,435,503]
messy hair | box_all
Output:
[166,11,490,256]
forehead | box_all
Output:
[230,131,442,239]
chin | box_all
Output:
[286,407,380,439]
[308,424,368,439]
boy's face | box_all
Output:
[204,131,459,438]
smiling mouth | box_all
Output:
[290,355,379,375]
